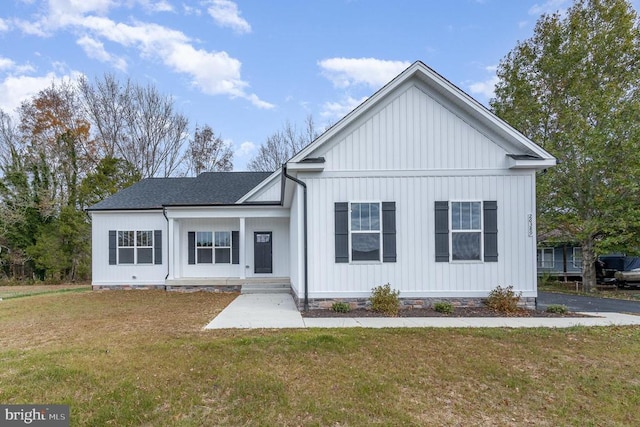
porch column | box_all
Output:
[239,217,246,279]
[167,217,175,280]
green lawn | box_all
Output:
[1,289,639,426]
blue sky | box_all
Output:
[1,0,639,171]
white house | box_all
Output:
[88,61,556,309]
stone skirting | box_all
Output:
[92,284,166,290]
[294,296,537,311]
[92,284,241,292]
[166,285,241,293]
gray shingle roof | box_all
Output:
[87,172,273,211]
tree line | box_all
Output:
[0,72,319,282]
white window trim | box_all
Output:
[349,201,382,263]
[537,247,554,268]
[214,231,232,264]
[572,247,582,268]
[117,230,154,265]
[450,201,483,262]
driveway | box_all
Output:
[537,291,640,313]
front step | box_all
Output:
[241,283,291,294]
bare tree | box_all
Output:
[247,115,320,172]
[78,74,130,159]
[187,124,233,175]
[79,74,189,178]
[0,109,19,167]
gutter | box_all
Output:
[162,207,169,288]
[283,165,309,311]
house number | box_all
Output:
[527,214,533,237]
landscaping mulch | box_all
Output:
[302,306,589,318]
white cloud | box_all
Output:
[320,95,368,120]
[318,57,411,89]
[13,2,272,109]
[139,0,174,13]
[528,0,569,16]
[76,35,127,70]
[207,0,251,34]
[0,56,36,74]
[0,18,9,32]
[0,72,80,114]
[468,76,499,101]
[236,141,256,156]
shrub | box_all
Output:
[433,301,454,314]
[546,304,569,314]
[370,283,400,316]
[331,301,350,313]
[484,285,522,313]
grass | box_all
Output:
[2,289,640,426]
[0,283,91,299]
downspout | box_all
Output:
[162,207,169,289]
[283,165,308,311]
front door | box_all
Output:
[254,232,273,274]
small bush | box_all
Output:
[331,302,350,313]
[433,301,454,314]
[546,304,569,314]
[485,285,522,313]
[370,283,400,316]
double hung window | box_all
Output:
[351,202,381,261]
[537,248,554,268]
[196,231,213,264]
[215,231,231,263]
[117,230,154,264]
[451,202,482,261]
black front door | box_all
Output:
[254,232,273,274]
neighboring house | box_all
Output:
[537,243,583,280]
[88,61,556,309]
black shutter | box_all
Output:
[335,202,349,263]
[382,202,396,262]
[484,201,498,262]
[154,230,162,264]
[188,231,195,265]
[232,231,239,264]
[435,201,449,262]
[109,230,117,265]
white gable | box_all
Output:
[239,171,281,203]
[315,84,514,171]
[289,61,555,171]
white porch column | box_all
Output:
[167,217,175,280]
[239,217,246,279]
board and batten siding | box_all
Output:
[245,175,281,202]
[316,84,516,172]
[302,172,537,298]
[91,211,168,286]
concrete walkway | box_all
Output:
[204,293,640,330]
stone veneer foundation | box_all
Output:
[92,284,241,292]
[294,295,537,311]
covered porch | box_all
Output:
[164,205,291,288]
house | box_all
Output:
[537,243,583,280]
[88,61,556,310]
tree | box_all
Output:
[79,74,189,178]
[248,115,320,171]
[186,124,233,175]
[491,0,640,291]
[78,156,141,210]
[18,81,95,208]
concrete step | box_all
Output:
[241,283,291,294]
